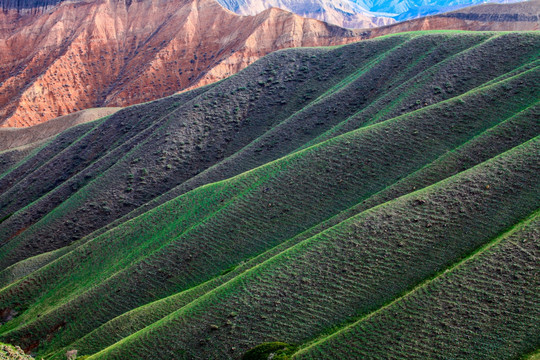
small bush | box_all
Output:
[242,342,296,360]
[220,264,238,276]
[0,213,12,224]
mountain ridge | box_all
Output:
[218,0,531,20]
[215,0,397,28]
[2,0,538,128]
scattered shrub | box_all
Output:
[220,264,238,276]
[242,342,296,360]
[0,213,12,224]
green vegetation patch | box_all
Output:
[243,342,296,360]
[0,343,33,360]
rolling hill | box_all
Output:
[0,31,538,359]
[0,0,362,127]
[0,108,120,179]
[0,108,120,152]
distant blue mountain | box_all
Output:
[351,0,526,18]
[216,0,529,21]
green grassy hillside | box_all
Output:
[0,31,538,359]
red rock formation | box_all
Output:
[191,0,540,91]
[2,0,537,127]
[0,0,362,127]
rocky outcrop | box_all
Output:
[0,0,64,12]
[0,0,362,127]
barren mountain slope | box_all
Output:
[215,0,396,28]
[0,0,361,127]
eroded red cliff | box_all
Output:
[0,0,362,127]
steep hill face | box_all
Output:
[215,0,396,28]
[0,0,361,127]
[0,32,538,359]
